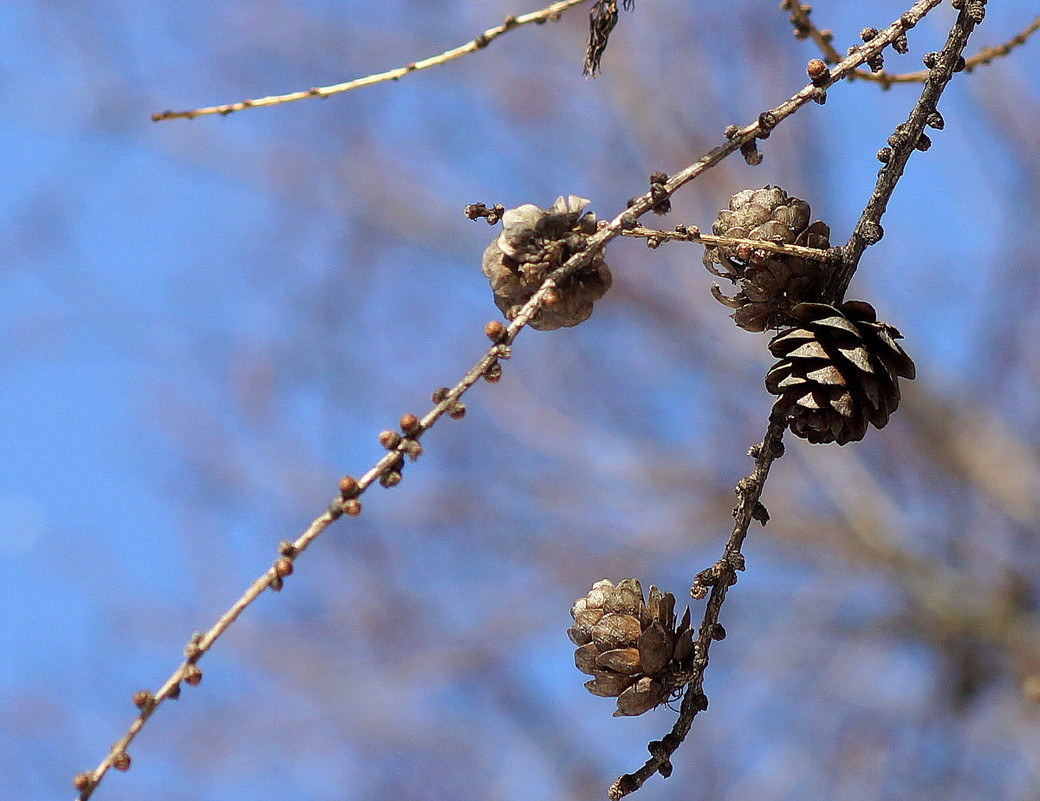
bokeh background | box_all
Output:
[3,1,1040,799]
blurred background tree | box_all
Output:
[1,1,1039,799]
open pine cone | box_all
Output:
[568,578,693,716]
[765,300,916,445]
[481,195,611,331]
[704,186,833,332]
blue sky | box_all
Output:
[2,2,1040,800]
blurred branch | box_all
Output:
[151,0,591,122]
[783,2,1038,89]
[796,438,1040,685]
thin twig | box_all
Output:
[827,1,985,301]
[151,0,591,122]
[610,416,788,800]
[622,225,840,264]
[72,350,514,798]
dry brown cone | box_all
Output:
[481,195,612,331]
[765,300,916,445]
[568,578,694,716]
[704,186,833,332]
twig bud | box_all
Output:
[132,690,156,712]
[484,320,507,342]
[806,58,829,85]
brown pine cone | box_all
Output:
[765,300,916,445]
[568,578,693,716]
[704,186,833,332]
[481,195,612,331]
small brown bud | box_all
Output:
[338,475,359,499]
[167,682,181,700]
[132,690,155,711]
[378,430,401,449]
[399,413,421,435]
[112,751,131,772]
[448,402,466,420]
[402,439,422,460]
[484,319,507,342]
[484,362,502,383]
[184,665,202,686]
[184,641,202,661]
[807,58,829,85]
[73,772,95,792]
[274,557,293,579]
[344,499,361,517]
[278,540,298,557]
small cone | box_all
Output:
[568,579,694,716]
[765,300,916,444]
[704,186,833,332]
[481,196,611,330]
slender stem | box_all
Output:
[152,0,591,121]
[623,225,839,264]
[610,416,788,800]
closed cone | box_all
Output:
[765,300,916,445]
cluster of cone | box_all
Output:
[568,579,693,716]
[705,186,916,446]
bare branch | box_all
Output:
[623,224,840,264]
[610,416,787,800]
[151,0,591,122]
